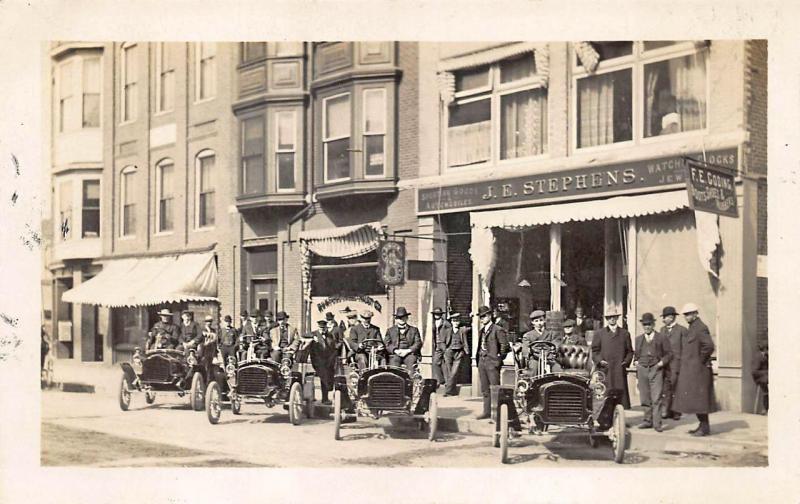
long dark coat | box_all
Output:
[673,318,716,414]
[308,330,339,390]
[591,326,634,407]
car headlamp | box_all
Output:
[349,371,359,388]
[187,354,197,367]
[280,364,292,378]
[225,363,236,376]
[516,379,529,394]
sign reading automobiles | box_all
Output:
[684,157,739,218]
[378,240,405,286]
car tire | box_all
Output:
[612,404,626,463]
[499,403,509,464]
[190,372,205,411]
[119,372,132,411]
[427,392,438,442]
[205,381,221,425]
[334,389,342,441]
[288,382,303,426]
[145,390,156,404]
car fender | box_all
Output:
[412,378,438,414]
[493,385,522,432]
[119,362,138,385]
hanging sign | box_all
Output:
[684,157,739,218]
[377,240,405,286]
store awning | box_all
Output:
[298,221,384,259]
[471,190,689,230]
[62,252,218,308]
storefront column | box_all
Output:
[417,216,446,378]
[626,218,638,334]
[550,224,561,311]
[71,269,83,361]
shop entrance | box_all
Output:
[561,220,606,322]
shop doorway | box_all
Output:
[252,279,278,315]
[561,220,605,322]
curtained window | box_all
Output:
[577,69,632,148]
[644,51,707,138]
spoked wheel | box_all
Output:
[118,373,132,411]
[499,403,509,464]
[334,389,342,440]
[232,395,242,415]
[190,372,205,411]
[611,404,626,463]
[205,381,222,424]
[145,390,156,404]
[288,382,303,425]
[427,392,438,441]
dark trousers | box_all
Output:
[313,361,335,400]
[270,348,286,362]
[478,358,501,416]
[661,367,676,417]
[432,348,447,385]
[356,351,386,370]
[388,353,417,370]
[220,344,237,364]
[637,364,664,428]
[443,349,466,395]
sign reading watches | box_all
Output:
[417,148,738,214]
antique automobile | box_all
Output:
[332,337,439,441]
[492,341,627,464]
[203,339,314,425]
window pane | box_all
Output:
[447,99,490,167]
[243,117,264,155]
[325,138,350,180]
[243,42,266,61]
[83,58,101,93]
[159,163,174,196]
[500,53,535,83]
[249,247,278,276]
[643,51,707,138]
[243,155,264,194]
[83,58,101,127]
[364,135,384,176]
[123,171,135,203]
[643,41,691,51]
[363,89,385,133]
[124,83,136,121]
[159,199,173,231]
[199,155,214,192]
[501,88,548,159]
[124,46,136,84]
[82,180,100,206]
[200,59,215,99]
[82,208,100,238]
[325,94,350,139]
[455,66,489,93]
[277,112,295,150]
[589,41,633,61]
[277,152,295,189]
[83,94,100,127]
[199,192,214,227]
[577,68,632,148]
[160,71,174,111]
[123,204,135,236]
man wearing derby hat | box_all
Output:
[269,311,300,362]
[659,305,688,420]
[591,309,634,409]
[518,310,562,377]
[325,311,346,375]
[386,307,422,370]
[264,310,277,330]
[147,308,181,351]
[430,307,450,385]
[443,313,470,397]
[474,305,509,420]
[673,303,716,437]
[634,312,673,432]
[348,310,385,369]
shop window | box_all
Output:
[121,166,136,237]
[81,179,100,238]
[241,115,265,195]
[323,92,352,182]
[156,43,175,113]
[58,180,73,241]
[363,88,386,177]
[311,251,381,297]
[156,159,174,233]
[121,43,137,122]
[241,42,266,63]
[196,151,215,228]
[276,111,296,190]
[196,42,216,101]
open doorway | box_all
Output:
[561,220,605,323]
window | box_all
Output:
[197,42,216,101]
[196,151,215,228]
[276,111,296,190]
[363,89,386,177]
[156,160,174,233]
[323,93,351,182]
[81,180,100,238]
[241,42,266,63]
[121,43,137,122]
[58,180,73,241]
[574,41,708,149]
[58,61,76,132]
[156,43,175,113]
[241,116,265,195]
[82,57,101,128]
[121,167,136,237]
[311,251,382,297]
[447,53,548,169]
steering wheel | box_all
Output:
[530,341,558,355]
[360,337,384,350]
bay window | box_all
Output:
[323,93,351,182]
[276,111,296,190]
[241,115,265,195]
[81,180,100,238]
[156,160,174,233]
[363,88,386,177]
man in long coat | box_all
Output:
[385,307,422,370]
[430,307,451,386]
[659,305,688,420]
[475,305,509,420]
[673,303,716,436]
[302,320,339,405]
[591,310,634,409]
[443,313,469,396]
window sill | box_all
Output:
[236,192,306,210]
[118,235,136,241]
[314,178,397,201]
[193,226,216,233]
[153,231,175,237]
[193,97,216,106]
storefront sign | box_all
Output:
[377,240,406,286]
[417,148,738,214]
[684,157,739,217]
[311,295,390,333]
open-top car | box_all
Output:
[492,341,627,464]
[332,337,439,441]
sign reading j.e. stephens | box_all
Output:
[417,148,738,214]
[685,158,739,217]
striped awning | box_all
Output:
[62,252,218,307]
[298,222,384,259]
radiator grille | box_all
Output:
[544,385,586,422]
[366,373,405,409]
[237,366,275,395]
[142,356,171,382]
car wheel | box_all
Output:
[232,395,242,415]
[205,381,221,425]
[190,372,205,411]
[118,372,132,411]
[288,382,303,426]
[145,390,156,404]
[427,392,438,442]
[499,403,509,464]
[612,404,626,463]
[334,389,342,441]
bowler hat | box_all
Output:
[240,310,249,318]
[360,310,374,319]
[448,312,461,320]
[476,305,492,317]
[681,303,699,315]
[640,312,656,325]
[325,312,336,321]
[264,310,274,318]
[204,315,214,322]
[157,308,172,316]
[181,310,193,317]
[661,306,678,317]
[251,309,261,318]
[346,310,358,319]
[563,319,576,328]
[431,307,445,316]
[394,307,411,318]
[529,310,546,320]
[317,320,327,327]
[223,315,232,322]
[276,311,289,320]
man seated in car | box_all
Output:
[146,308,181,351]
[385,307,422,370]
[517,310,563,376]
[180,310,203,356]
[561,319,587,346]
[348,310,385,370]
[269,311,300,363]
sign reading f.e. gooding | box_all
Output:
[684,157,739,218]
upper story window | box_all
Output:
[573,41,708,150]
[57,55,101,132]
[121,43,137,122]
[447,52,548,170]
[276,111,296,190]
[82,58,101,128]
[196,150,215,228]
[156,159,175,233]
[120,166,136,237]
[156,43,175,113]
[58,180,73,241]
[241,42,266,63]
[363,89,386,177]
[57,61,75,133]
[323,93,351,182]
[241,114,265,195]
[81,180,100,238]
[196,42,216,101]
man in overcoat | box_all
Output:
[475,305,509,420]
[348,310,385,369]
[659,305,688,420]
[430,307,450,386]
[443,313,469,396]
[634,312,672,432]
[591,310,634,409]
[269,311,300,362]
[385,307,422,370]
[303,320,339,405]
[673,303,716,436]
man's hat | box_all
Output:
[264,310,274,318]
[448,312,461,320]
[181,310,193,317]
[340,306,358,318]
[604,309,621,318]
[276,311,289,320]
[394,307,411,318]
[240,310,249,318]
[681,303,699,315]
[204,315,214,322]
[431,307,445,316]
[475,305,492,317]
[360,310,374,319]
[529,310,546,320]
[251,309,261,318]
[157,308,172,316]
[223,315,232,322]
[317,320,328,327]
[640,312,656,325]
[325,312,336,321]
[661,306,678,317]
[563,319,576,328]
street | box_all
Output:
[41,390,767,468]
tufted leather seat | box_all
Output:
[556,344,592,371]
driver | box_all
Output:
[348,310,385,370]
[146,308,181,351]
[269,311,300,362]
[180,310,203,356]
[518,310,563,376]
[219,315,239,364]
[385,307,422,370]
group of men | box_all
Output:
[145,308,218,360]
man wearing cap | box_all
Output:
[303,320,338,405]
[519,310,562,376]
[561,319,586,346]
[430,307,450,385]
[146,308,181,351]
[659,305,688,420]
[634,312,673,432]
[444,313,470,397]
[180,310,203,354]
[386,307,422,370]
[340,307,360,367]
[673,303,716,436]
[475,305,510,420]
[591,310,634,409]
[348,310,385,369]
[269,311,300,362]
[219,315,239,364]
